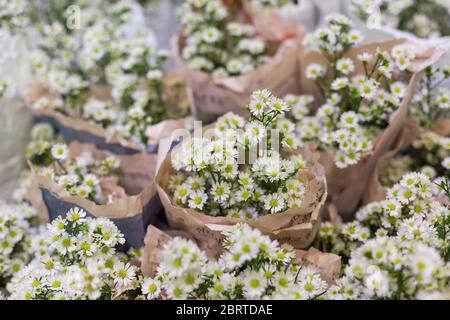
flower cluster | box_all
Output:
[328,236,450,299]
[30,0,187,149]
[351,0,450,38]
[169,90,310,218]
[7,208,142,300]
[179,0,269,77]
[37,143,123,203]
[0,202,37,287]
[321,172,450,263]
[287,94,373,168]
[321,171,450,299]
[141,224,327,300]
[0,0,28,32]
[295,14,416,168]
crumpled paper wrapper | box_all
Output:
[25,72,190,155]
[27,142,164,251]
[141,225,341,286]
[173,14,304,123]
[432,119,450,137]
[298,39,443,220]
[155,124,328,256]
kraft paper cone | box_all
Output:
[155,125,327,256]
[294,247,341,285]
[29,142,163,251]
[141,225,341,285]
[173,15,304,123]
[297,39,443,220]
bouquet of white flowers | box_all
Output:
[29,142,162,250]
[6,209,144,300]
[174,0,303,122]
[140,223,341,300]
[321,172,450,300]
[0,202,37,289]
[156,90,327,255]
[293,14,441,218]
[26,0,191,155]
[321,172,450,261]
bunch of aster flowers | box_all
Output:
[140,223,327,300]
[292,14,418,168]
[179,0,270,78]
[6,208,142,300]
[321,172,450,263]
[0,202,38,289]
[29,0,185,149]
[351,0,450,39]
[168,89,309,219]
[320,171,450,300]
[36,143,122,203]
[327,235,450,300]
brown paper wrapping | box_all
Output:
[173,17,304,123]
[141,225,341,286]
[155,124,327,256]
[297,39,443,219]
[25,72,190,154]
[29,141,157,223]
[433,119,450,137]
[293,247,341,285]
